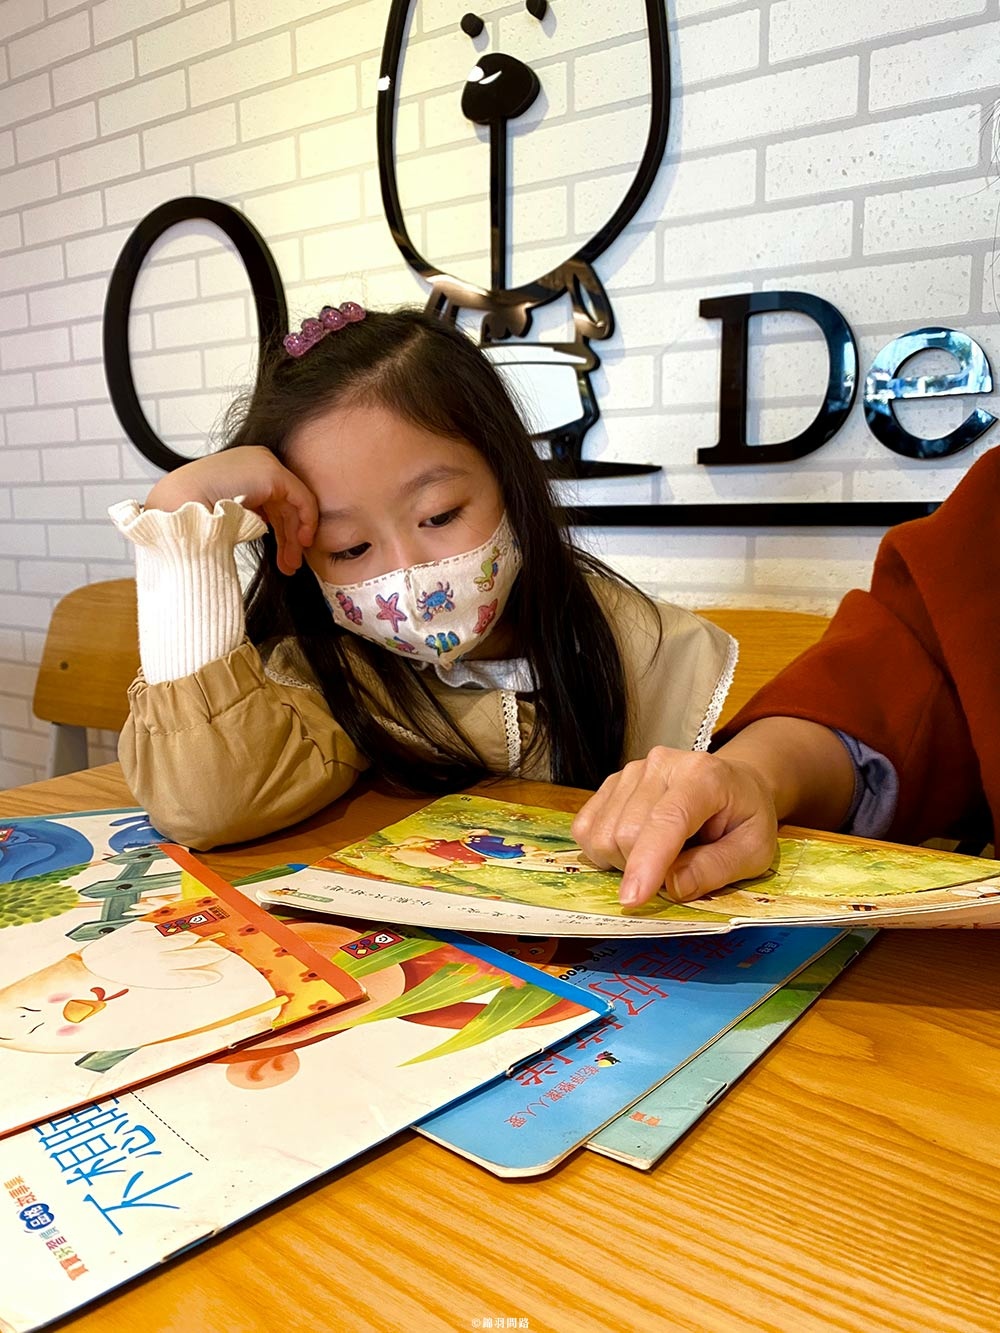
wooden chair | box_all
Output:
[695,607,830,730]
[32,579,139,776]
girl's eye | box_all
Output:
[423,508,460,529]
[329,542,370,562]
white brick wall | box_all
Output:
[0,0,999,787]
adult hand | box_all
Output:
[571,746,778,907]
[145,446,318,575]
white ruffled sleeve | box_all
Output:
[109,498,267,685]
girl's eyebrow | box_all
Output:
[404,464,470,493]
[317,465,471,523]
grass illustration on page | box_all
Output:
[323,794,1000,926]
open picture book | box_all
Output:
[257,794,1000,936]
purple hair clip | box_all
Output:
[283,301,366,357]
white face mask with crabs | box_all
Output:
[315,515,521,666]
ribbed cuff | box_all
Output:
[109,498,266,685]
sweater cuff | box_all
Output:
[109,498,267,685]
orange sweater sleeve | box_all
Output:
[721,448,1000,845]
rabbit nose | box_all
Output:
[462,51,540,124]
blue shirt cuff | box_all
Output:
[834,730,899,840]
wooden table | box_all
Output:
[4,765,999,1333]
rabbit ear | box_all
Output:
[377,1,483,289]
[569,1,670,267]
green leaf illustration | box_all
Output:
[336,962,509,1027]
[333,933,444,980]
[403,983,566,1064]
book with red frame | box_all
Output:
[0,842,365,1139]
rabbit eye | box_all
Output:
[526,0,548,18]
[460,12,485,38]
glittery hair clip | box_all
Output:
[283,302,366,357]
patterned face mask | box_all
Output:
[316,515,521,666]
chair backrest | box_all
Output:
[696,607,830,730]
[33,579,139,733]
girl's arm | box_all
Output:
[118,641,369,850]
[144,445,318,575]
[110,497,264,685]
[110,451,366,850]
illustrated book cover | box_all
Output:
[586,928,877,1169]
[416,924,847,1176]
[0,914,606,1333]
[0,843,364,1138]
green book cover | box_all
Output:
[586,929,877,1170]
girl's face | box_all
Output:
[285,400,505,582]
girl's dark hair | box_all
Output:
[229,306,646,793]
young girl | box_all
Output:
[110,305,736,851]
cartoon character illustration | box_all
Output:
[0,814,165,886]
[489,935,561,968]
[385,829,600,875]
[375,591,407,632]
[384,635,416,653]
[107,812,163,853]
[474,549,501,592]
[335,591,363,624]
[376,0,668,478]
[0,916,284,1060]
[0,820,94,883]
[416,581,455,620]
[426,630,461,656]
[594,1050,620,1067]
[474,599,499,634]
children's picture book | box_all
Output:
[0,915,605,1333]
[257,793,1000,936]
[0,843,364,1138]
[416,924,848,1177]
[586,928,877,1170]
[0,808,164,886]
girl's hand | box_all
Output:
[571,746,778,907]
[144,446,319,575]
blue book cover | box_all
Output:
[417,925,846,1175]
[587,929,876,1169]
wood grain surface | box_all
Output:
[3,765,998,1333]
[31,581,138,733]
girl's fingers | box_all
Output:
[283,474,318,547]
[264,500,304,575]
